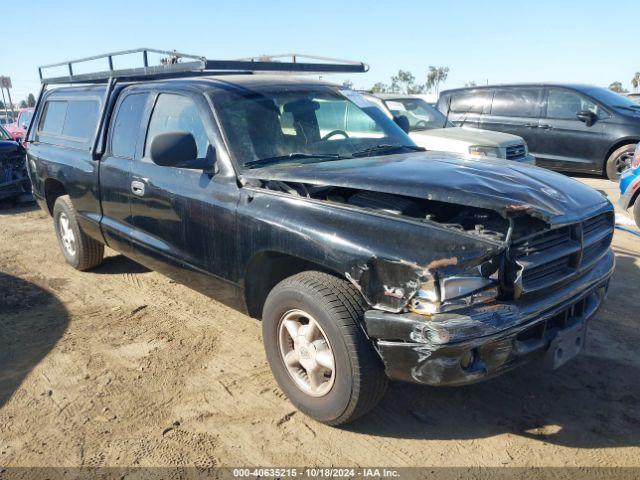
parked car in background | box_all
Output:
[0,124,31,201]
[369,94,534,164]
[437,84,640,180]
[626,93,640,104]
[5,108,34,141]
[619,143,640,228]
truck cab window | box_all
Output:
[37,99,99,146]
[145,94,210,161]
[39,101,67,135]
[111,93,148,158]
[62,101,99,140]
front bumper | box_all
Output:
[0,173,31,201]
[364,248,614,386]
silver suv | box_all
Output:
[369,94,535,164]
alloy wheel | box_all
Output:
[277,309,336,397]
[616,151,634,176]
[58,212,76,256]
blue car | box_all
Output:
[620,144,640,228]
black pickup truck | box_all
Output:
[26,50,615,425]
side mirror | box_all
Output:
[150,131,197,167]
[394,115,410,134]
[576,110,596,127]
[202,144,219,175]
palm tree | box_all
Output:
[426,66,450,96]
[632,72,640,93]
[609,81,628,94]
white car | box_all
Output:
[368,94,535,164]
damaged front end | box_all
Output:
[355,207,615,386]
[244,157,615,386]
[310,186,615,387]
[0,141,31,202]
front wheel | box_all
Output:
[605,144,636,181]
[53,195,104,270]
[262,271,387,425]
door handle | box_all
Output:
[539,124,553,130]
[131,180,146,197]
[524,123,537,128]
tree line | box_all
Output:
[4,71,637,109]
[608,73,640,94]
[353,66,451,95]
[0,93,37,110]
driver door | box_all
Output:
[129,90,239,279]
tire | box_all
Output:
[605,144,636,181]
[262,271,387,425]
[53,195,104,270]
[634,194,640,230]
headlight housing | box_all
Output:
[410,258,500,316]
[468,145,502,158]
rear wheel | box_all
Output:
[605,144,636,181]
[262,271,387,425]
[53,195,104,270]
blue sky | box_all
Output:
[2,0,639,103]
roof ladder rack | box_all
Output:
[38,48,369,85]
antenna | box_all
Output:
[443,95,452,128]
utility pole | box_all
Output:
[6,88,14,116]
[0,86,7,123]
[0,76,15,122]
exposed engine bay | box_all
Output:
[260,180,547,242]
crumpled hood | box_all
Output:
[243,151,611,224]
[412,126,524,147]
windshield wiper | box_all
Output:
[349,144,425,158]
[244,152,342,169]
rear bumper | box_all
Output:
[364,248,614,386]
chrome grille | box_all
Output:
[506,144,527,161]
[511,212,614,296]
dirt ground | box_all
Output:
[1,175,639,469]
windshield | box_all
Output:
[18,110,33,127]
[211,86,414,168]
[383,98,453,130]
[0,125,10,140]
[583,87,639,109]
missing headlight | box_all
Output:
[409,258,500,316]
